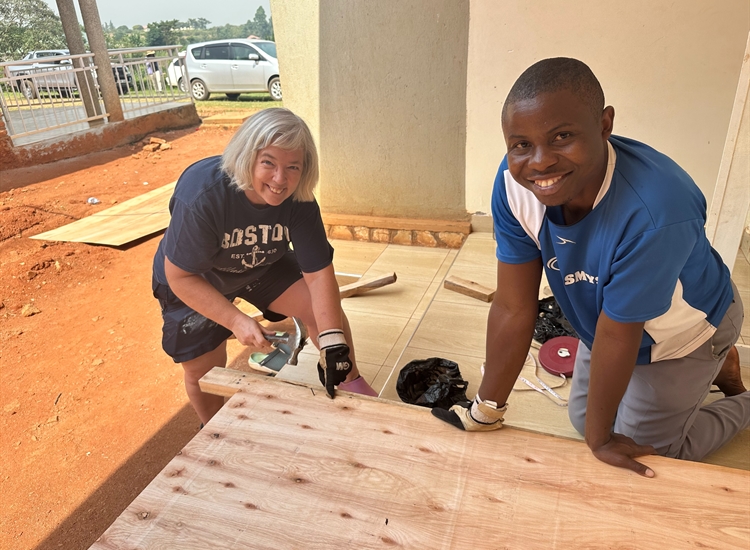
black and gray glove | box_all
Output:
[317,329,353,398]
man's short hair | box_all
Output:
[502,58,605,121]
[221,108,319,202]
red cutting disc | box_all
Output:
[538,336,579,377]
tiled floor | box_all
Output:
[237,233,749,470]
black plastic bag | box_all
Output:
[534,296,576,344]
[396,357,468,409]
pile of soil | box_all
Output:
[0,125,256,549]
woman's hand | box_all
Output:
[228,313,274,348]
[165,258,275,349]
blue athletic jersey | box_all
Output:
[492,136,733,364]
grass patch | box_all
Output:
[194,93,282,117]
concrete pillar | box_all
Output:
[77,0,124,122]
[55,0,103,125]
[271,0,469,221]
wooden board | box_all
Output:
[706,32,750,273]
[91,371,750,550]
[339,272,397,298]
[30,181,175,246]
[443,275,495,302]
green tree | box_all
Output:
[212,24,243,40]
[145,19,180,46]
[244,6,272,40]
[122,32,145,48]
[0,0,67,61]
[187,17,210,30]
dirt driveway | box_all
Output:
[0,125,256,549]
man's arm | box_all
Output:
[478,258,543,405]
[432,258,542,430]
[587,311,656,477]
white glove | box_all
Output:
[432,395,507,431]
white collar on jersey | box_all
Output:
[591,140,617,210]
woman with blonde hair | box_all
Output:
[152,108,376,425]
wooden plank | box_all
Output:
[444,275,495,302]
[92,374,750,550]
[339,272,397,298]
[706,32,750,273]
[201,367,387,400]
[323,213,471,234]
[199,367,273,398]
[30,181,176,246]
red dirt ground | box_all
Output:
[0,125,269,550]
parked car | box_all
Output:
[184,39,281,101]
[165,53,187,92]
[9,50,133,99]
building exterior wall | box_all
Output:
[466,0,750,215]
[273,0,470,220]
[270,0,320,154]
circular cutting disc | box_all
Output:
[538,336,579,377]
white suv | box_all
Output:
[184,39,281,101]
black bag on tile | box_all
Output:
[534,296,577,344]
[396,357,469,409]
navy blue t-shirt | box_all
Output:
[153,156,333,295]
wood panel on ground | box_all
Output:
[31,182,175,246]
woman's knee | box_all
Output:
[181,346,227,383]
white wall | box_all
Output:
[466,1,750,215]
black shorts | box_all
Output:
[153,252,304,363]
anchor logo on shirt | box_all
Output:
[241,246,267,269]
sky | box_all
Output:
[41,0,272,29]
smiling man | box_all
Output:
[434,58,748,476]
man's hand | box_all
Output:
[432,396,507,431]
[590,432,657,477]
[317,329,353,398]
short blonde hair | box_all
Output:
[221,108,319,202]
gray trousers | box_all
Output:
[568,281,748,461]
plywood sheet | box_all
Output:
[30,181,176,246]
[91,373,749,550]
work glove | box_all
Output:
[317,329,353,399]
[431,395,507,431]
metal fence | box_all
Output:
[0,46,191,146]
